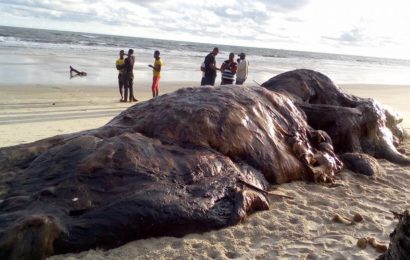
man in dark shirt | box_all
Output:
[124,49,138,102]
[201,47,219,86]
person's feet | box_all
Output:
[131,98,138,102]
[120,99,127,103]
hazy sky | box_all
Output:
[0,0,409,58]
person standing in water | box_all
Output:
[148,50,163,98]
[124,49,138,102]
[116,50,126,101]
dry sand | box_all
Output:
[0,82,191,147]
[1,83,410,259]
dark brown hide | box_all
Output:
[0,86,340,259]
[262,69,409,165]
[378,210,410,260]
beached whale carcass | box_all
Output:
[262,69,410,172]
[378,210,410,260]
[0,70,407,259]
[0,84,342,259]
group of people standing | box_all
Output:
[201,47,249,86]
[116,49,163,102]
[116,49,138,102]
[115,46,248,102]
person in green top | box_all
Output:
[116,50,126,102]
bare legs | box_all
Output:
[152,76,160,98]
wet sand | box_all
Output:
[1,83,410,259]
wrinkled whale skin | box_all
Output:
[0,85,340,259]
[1,69,408,259]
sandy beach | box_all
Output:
[1,82,410,259]
[0,82,192,147]
[1,83,409,147]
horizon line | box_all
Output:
[1,24,409,62]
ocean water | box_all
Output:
[1,25,410,87]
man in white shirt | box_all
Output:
[236,53,249,85]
